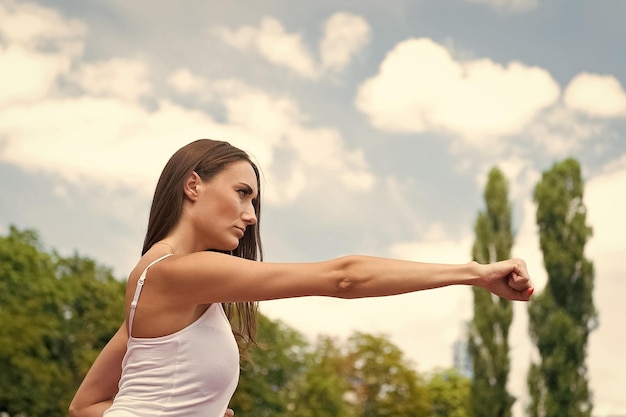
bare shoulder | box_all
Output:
[124,249,180,300]
[140,251,249,305]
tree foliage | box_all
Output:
[343,332,431,417]
[427,368,471,417]
[527,158,597,417]
[0,226,124,417]
[233,328,437,417]
[287,335,354,417]
[233,325,474,417]
[230,314,308,417]
[468,167,515,417]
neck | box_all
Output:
[154,241,175,254]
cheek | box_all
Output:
[216,197,240,217]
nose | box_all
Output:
[242,203,257,226]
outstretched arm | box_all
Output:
[69,323,127,417]
[155,253,533,305]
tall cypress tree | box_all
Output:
[468,167,515,417]
[527,158,597,417]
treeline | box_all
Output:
[0,226,470,417]
[0,157,595,417]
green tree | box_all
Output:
[468,167,515,417]
[0,226,124,417]
[344,332,430,417]
[426,368,471,417]
[0,226,63,416]
[527,158,597,417]
[55,252,126,409]
[231,314,308,417]
[288,335,354,417]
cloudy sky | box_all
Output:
[1,0,625,415]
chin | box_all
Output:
[224,240,240,252]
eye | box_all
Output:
[236,183,256,201]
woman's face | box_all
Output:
[193,160,258,251]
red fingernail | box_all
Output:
[528,287,535,296]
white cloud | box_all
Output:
[168,68,211,98]
[586,155,626,257]
[212,79,374,198]
[216,24,256,50]
[0,0,85,107]
[584,161,626,416]
[319,12,371,73]
[0,83,374,203]
[563,73,626,118]
[0,45,71,106]
[355,38,560,145]
[0,0,86,56]
[465,0,538,13]
[527,105,606,156]
[217,16,319,79]
[0,97,203,187]
[217,13,370,80]
[73,58,152,101]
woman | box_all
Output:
[69,139,534,417]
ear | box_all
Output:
[183,171,202,201]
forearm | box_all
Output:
[332,255,533,302]
[333,255,480,298]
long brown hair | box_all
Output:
[142,139,262,356]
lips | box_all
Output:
[234,226,245,237]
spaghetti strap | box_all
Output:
[128,254,173,337]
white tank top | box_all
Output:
[104,254,240,417]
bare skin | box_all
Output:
[70,160,533,417]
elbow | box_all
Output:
[68,398,90,417]
[337,276,354,297]
[332,256,359,298]
[68,402,79,417]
